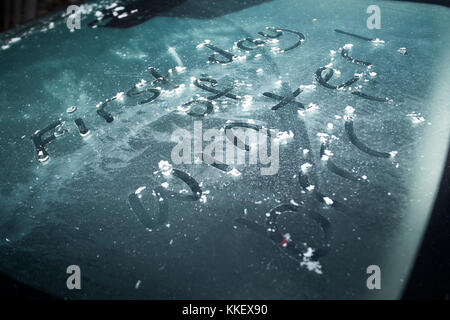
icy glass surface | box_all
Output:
[0,0,449,299]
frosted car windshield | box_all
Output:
[0,0,449,299]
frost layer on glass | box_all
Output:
[0,0,449,299]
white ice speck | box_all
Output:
[10,37,21,44]
[135,186,146,195]
[106,3,118,9]
[196,39,210,48]
[136,79,147,88]
[158,160,173,176]
[407,112,425,124]
[303,247,314,258]
[345,106,355,113]
[241,95,253,109]
[270,46,282,53]
[323,197,334,205]
[198,194,207,203]
[161,182,169,189]
[305,103,319,113]
[301,163,312,173]
[66,106,77,114]
[301,248,323,274]
[115,92,125,101]
[371,38,385,44]
[175,66,186,73]
[343,43,353,50]
[299,84,316,93]
[274,130,294,144]
[227,168,241,177]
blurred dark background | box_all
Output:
[0,0,87,32]
[0,0,449,33]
